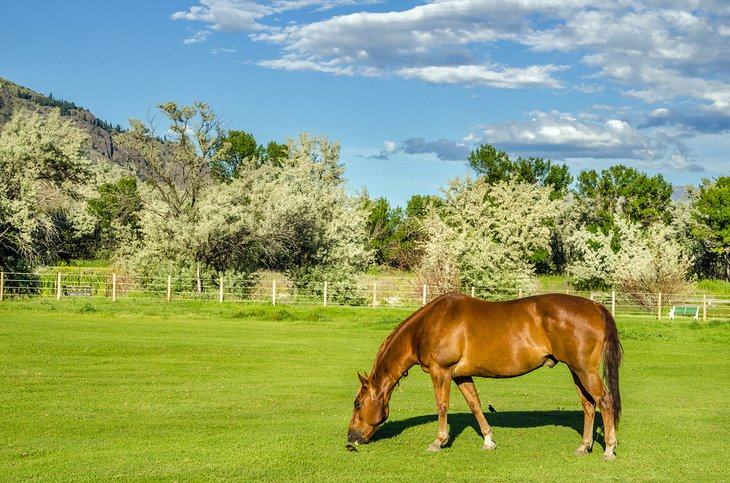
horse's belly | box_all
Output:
[454,350,548,378]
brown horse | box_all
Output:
[347,293,622,460]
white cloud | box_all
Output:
[475,111,661,159]
[183,30,212,44]
[172,1,730,108]
[171,0,384,32]
[172,1,271,32]
[526,5,730,115]
[369,140,398,160]
[464,108,705,172]
[397,64,565,89]
[401,137,471,161]
[210,47,239,54]
[258,54,358,75]
[171,0,730,157]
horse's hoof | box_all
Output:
[482,440,496,451]
[574,447,590,457]
[426,443,442,452]
[602,452,616,461]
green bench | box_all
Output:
[669,305,698,320]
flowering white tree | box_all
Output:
[0,108,91,269]
[417,177,560,293]
[567,211,690,298]
[125,129,371,299]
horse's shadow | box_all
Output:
[374,410,605,448]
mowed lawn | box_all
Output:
[1,299,729,481]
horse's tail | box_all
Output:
[599,304,623,429]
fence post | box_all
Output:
[272,279,277,306]
[611,290,616,316]
[518,288,523,299]
[167,275,172,302]
[471,286,475,298]
[422,285,427,306]
[0,271,4,302]
[657,292,662,320]
[323,281,328,307]
[372,282,377,307]
[196,262,202,294]
[219,276,224,303]
[112,273,117,302]
[703,294,707,321]
[57,272,62,300]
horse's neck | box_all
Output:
[370,328,416,399]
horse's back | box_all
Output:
[413,293,608,377]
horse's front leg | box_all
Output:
[427,367,452,452]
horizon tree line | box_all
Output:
[1,102,728,300]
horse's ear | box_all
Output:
[358,372,369,387]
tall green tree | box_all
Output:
[362,196,396,266]
[575,165,673,229]
[212,131,290,182]
[87,178,143,255]
[692,176,730,280]
[211,130,259,181]
[360,193,440,270]
[468,144,573,199]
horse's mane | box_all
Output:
[372,301,428,368]
[371,293,456,374]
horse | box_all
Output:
[347,292,622,460]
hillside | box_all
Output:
[0,76,125,164]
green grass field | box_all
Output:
[2,299,729,481]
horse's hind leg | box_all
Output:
[455,376,496,450]
[427,367,452,452]
[571,368,617,460]
[570,369,596,456]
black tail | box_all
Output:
[600,305,623,429]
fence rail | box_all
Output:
[1,270,728,320]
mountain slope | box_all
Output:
[0,77,124,164]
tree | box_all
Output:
[0,108,90,270]
[211,130,290,182]
[116,101,223,217]
[575,165,673,229]
[260,140,288,167]
[567,213,690,294]
[468,144,573,199]
[362,195,397,266]
[87,178,143,255]
[268,133,370,276]
[387,195,439,270]
[114,101,228,286]
[210,130,258,181]
[417,177,560,292]
[359,193,441,270]
[468,144,572,274]
[124,128,370,303]
[692,176,730,280]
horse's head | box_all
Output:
[347,372,389,444]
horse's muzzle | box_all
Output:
[347,430,367,445]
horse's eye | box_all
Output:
[354,399,361,410]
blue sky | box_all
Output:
[2,1,729,206]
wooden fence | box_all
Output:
[1,270,728,320]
